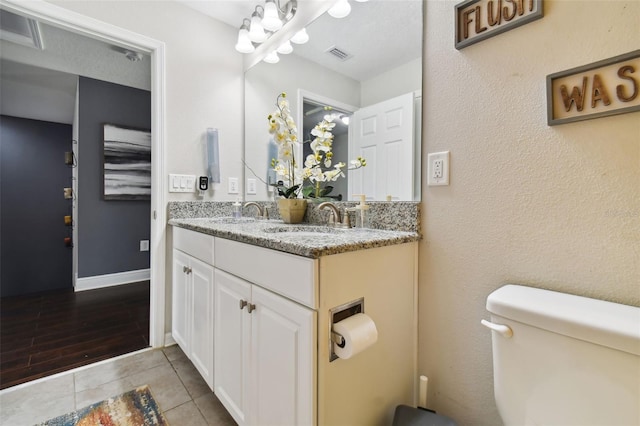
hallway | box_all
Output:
[0,281,149,390]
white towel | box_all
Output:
[207,128,220,183]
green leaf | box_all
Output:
[302,186,315,198]
[319,186,334,197]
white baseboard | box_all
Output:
[164,333,176,347]
[75,268,150,292]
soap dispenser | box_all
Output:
[353,194,370,228]
[232,198,242,218]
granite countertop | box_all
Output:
[168,217,420,259]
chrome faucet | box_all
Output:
[318,202,351,228]
[243,202,269,219]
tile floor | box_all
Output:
[0,345,236,426]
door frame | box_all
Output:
[0,0,167,348]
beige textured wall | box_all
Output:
[419,0,639,424]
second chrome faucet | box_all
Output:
[318,202,351,228]
[243,202,269,219]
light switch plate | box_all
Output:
[247,178,257,195]
[427,151,450,186]
[169,174,196,192]
[228,177,239,194]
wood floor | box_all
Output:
[0,281,150,390]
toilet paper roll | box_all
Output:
[333,313,378,360]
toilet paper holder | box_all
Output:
[329,297,364,362]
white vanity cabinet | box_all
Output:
[171,224,417,426]
[172,227,215,389]
[214,240,316,426]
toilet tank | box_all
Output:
[484,285,640,426]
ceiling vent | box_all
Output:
[0,10,45,50]
[325,45,353,62]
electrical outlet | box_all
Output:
[247,178,257,195]
[140,240,150,252]
[427,151,450,186]
[433,159,444,179]
[228,177,239,194]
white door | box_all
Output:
[349,92,415,201]
[214,269,252,426]
[250,285,316,426]
[171,249,190,354]
[189,257,215,390]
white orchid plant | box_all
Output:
[268,92,366,200]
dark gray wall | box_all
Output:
[78,77,150,278]
[1,115,73,297]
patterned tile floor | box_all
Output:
[0,346,236,426]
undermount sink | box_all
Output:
[205,217,257,224]
[262,225,349,235]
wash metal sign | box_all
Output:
[455,0,543,49]
[547,50,640,125]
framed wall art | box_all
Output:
[103,124,151,200]
[455,0,543,50]
[547,50,640,126]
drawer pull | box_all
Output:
[247,303,256,313]
[239,300,248,310]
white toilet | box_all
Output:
[483,284,640,426]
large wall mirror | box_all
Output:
[244,0,423,202]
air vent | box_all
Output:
[325,45,353,61]
[0,10,44,50]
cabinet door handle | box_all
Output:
[186,267,192,274]
[183,266,188,273]
[239,299,248,310]
[247,303,256,313]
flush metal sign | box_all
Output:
[455,0,543,50]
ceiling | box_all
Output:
[0,9,150,124]
[179,0,423,82]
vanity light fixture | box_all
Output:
[328,0,351,18]
[277,40,293,54]
[248,6,267,43]
[235,19,255,53]
[262,0,283,31]
[234,0,301,55]
[290,28,309,44]
[264,50,280,63]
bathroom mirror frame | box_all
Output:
[243,0,423,202]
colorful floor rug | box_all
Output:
[37,385,169,426]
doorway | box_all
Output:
[0,0,166,385]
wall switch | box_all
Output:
[228,177,239,194]
[247,178,257,195]
[427,151,450,186]
[168,174,196,192]
[140,240,150,252]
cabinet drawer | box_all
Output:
[215,238,318,309]
[173,226,214,265]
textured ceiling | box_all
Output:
[179,0,423,81]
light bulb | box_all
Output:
[290,28,309,44]
[328,0,351,18]
[235,24,255,53]
[277,40,293,54]
[264,51,280,64]
[248,11,267,43]
[262,0,283,32]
